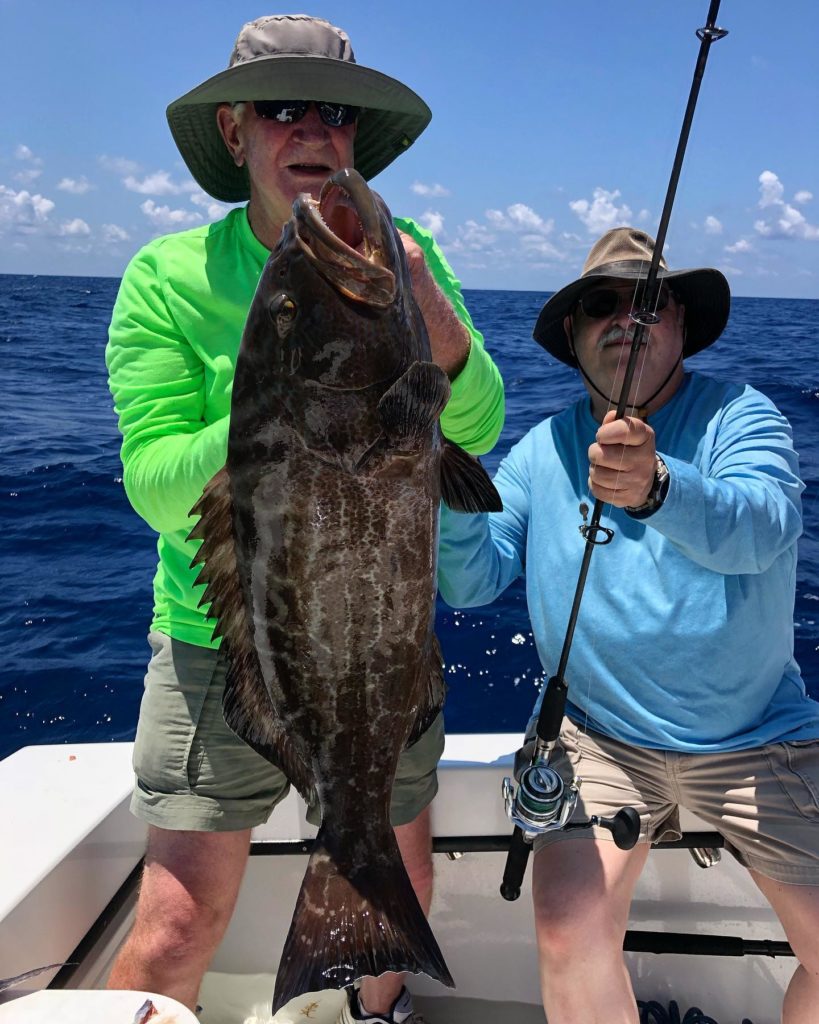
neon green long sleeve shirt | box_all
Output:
[106,206,505,648]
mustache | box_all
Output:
[598,324,647,349]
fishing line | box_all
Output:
[576,262,659,743]
[500,0,729,904]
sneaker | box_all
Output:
[340,985,426,1024]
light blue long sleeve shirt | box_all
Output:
[438,372,819,752]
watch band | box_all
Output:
[626,455,670,519]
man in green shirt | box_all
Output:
[105,14,504,1024]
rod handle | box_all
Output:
[500,826,532,901]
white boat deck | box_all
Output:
[0,737,794,1023]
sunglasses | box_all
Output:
[578,284,672,320]
[252,99,360,128]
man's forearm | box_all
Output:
[413,273,471,379]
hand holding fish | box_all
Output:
[398,230,471,379]
[588,410,657,508]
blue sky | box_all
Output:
[2,1,817,297]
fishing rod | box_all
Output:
[500,0,728,901]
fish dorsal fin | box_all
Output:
[378,361,451,444]
[440,441,503,513]
[406,634,446,749]
[188,468,316,804]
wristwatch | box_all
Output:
[626,455,670,519]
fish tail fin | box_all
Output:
[272,823,453,1012]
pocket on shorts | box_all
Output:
[133,632,220,796]
[765,739,819,822]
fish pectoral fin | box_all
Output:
[377,361,451,445]
[188,467,316,803]
[406,635,446,748]
[440,441,503,513]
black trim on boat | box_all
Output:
[624,930,793,958]
[248,831,726,856]
[47,860,144,990]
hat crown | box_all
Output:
[582,227,669,277]
[229,14,356,69]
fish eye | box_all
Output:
[268,293,297,322]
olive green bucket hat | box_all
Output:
[167,14,432,202]
[533,227,731,367]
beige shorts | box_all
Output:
[533,716,819,884]
[131,631,444,832]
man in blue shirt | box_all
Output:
[438,227,819,1024]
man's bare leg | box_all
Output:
[357,807,434,1016]
[532,836,648,1024]
[750,872,819,1024]
[107,826,251,1010]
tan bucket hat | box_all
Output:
[167,14,432,201]
[533,227,731,366]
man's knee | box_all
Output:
[532,841,638,962]
[133,827,251,960]
[132,892,227,968]
[534,888,624,962]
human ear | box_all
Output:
[216,105,245,168]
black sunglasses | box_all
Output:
[578,284,672,320]
[252,99,360,128]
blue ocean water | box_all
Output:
[1,274,817,761]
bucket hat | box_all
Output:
[167,14,432,202]
[533,227,730,366]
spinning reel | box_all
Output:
[503,746,641,845]
[499,681,642,902]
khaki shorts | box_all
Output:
[131,631,445,832]
[533,716,819,884]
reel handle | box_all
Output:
[593,807,641,850]
[500,825,532,902]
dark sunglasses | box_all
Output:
[252,99,360,128]
[578,284,672,320]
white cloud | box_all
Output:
[519,234,563,259]
[15,144,42,165]
[725,238,753,254]
[758,170,784,208]
[102,223,131,243]
[58,177,95,195]
[125,170,198,196]
[99,154,142,175]
[449,219,497,254]
[754,171,819,241]
[419,210,444,236]
[14,168,43,184]
[189,190,234,221]
[794,190,813,204]
[140,199,202,229]
[410,181,450,198]
[12,144,44,185]
[704,215,723,235]
[0,185,55,233]
[569,187,633,234]
[59,218,91,236]
[486,203,553,235]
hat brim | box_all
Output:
[533,264,731,366]
[167,56,431,201]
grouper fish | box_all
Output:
[188,168,502,1012]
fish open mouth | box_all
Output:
[293,168,396,307]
